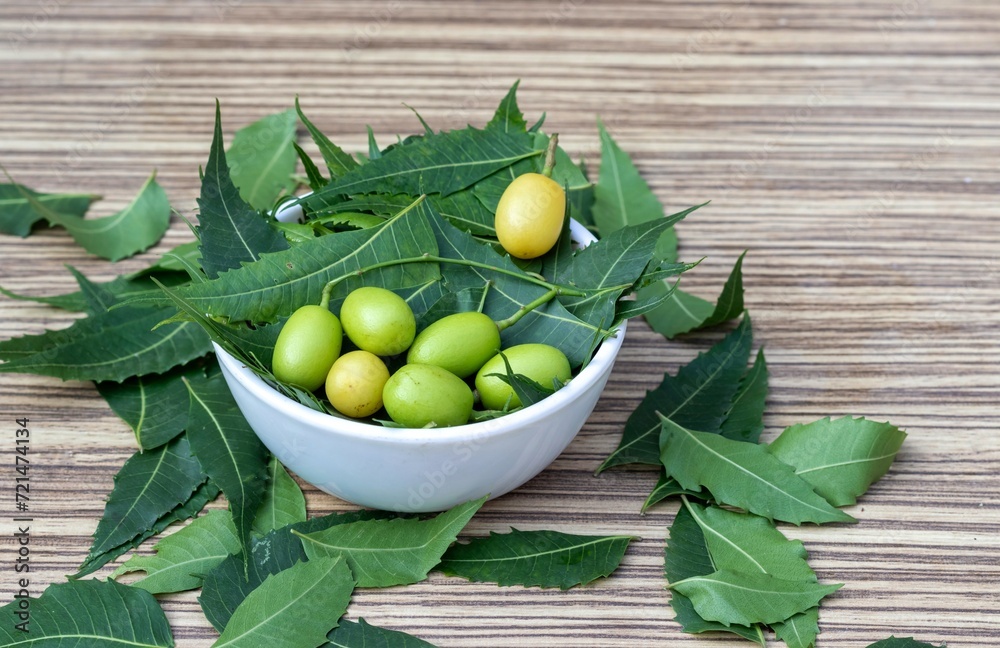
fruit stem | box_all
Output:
[541,134,559,178]
[477,281,492,313]
[495,288,558,331]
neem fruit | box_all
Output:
[272,305,343,391]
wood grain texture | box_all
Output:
[1,1,998,646]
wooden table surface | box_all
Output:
[1,1,998,646]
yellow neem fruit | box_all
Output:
[325,350,390,418]
[494,173,566,260]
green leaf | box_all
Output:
[184,371,270,564]
[42,173,171,261]
[212,555,354,648]
[768,416,907,507]
[97,362,205,450]
[296,97,358,179]
[200,510,393,632]
[664,505,766,645]
[227,109,298,210]
[294,142,328,192]
[591,119,677,262]
[73,479,220,579]
[773,607,820,648]
[0,302,213,382]
[197,101,290,279]
[82,436,206,571]
[640,471,702,514]
[660,418,855,525]
[670,570,841,627]
[866,638,946,648]
[489,351,556,409]
[720,348,769,443]
[426,208,599,367]
[296,496,486,587]
[438,528,632,589]
[645,252,746,339]
[487,80,527,134]
[325,619,438,648]
[172,199,439,323]
[112,509,240,594]
[598,315,753,471]
[0,183,98,237]
[0,579,174,646]
[253,457,307,536]
[306,121,540,205]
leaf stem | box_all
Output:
[477,281,492,313]
[542,134,559,178]
[495,288,558,331]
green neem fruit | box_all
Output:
[325,350,389,418]
[339,286,416,356]
[272,305,343,391]
[475,343,571,410]
[406,311,501,378]
[383,363,474,428]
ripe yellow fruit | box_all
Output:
[325,350,390,418]
[494,173,565,259]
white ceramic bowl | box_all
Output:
[213,219,626,512]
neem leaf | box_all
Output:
[598,315,752,471]
[670,570,841,627]
[184,371,269,565]
[295,496,486,587]
[0,302,213,382]
[487,80,527,134]
[438,529,632,590]
[112,509,240,595]
[42,173,171,262]
[253,456,307,536]
[305,119,540,205]
[0,579,174,646]
[660,418,855,525]
[172,199,439,323]
[73,479,219,579]
[773,607,821,648]
[212,555,354,648]
[325,618,438,648]
[0,182,98,237]
[296,97,358,179]
[645,252,746,339]
[82,436,206,572]
[664,505,766,645]
[227,109,298,210]
[197,101,289,279]
[97,362,205,450]
[719,348,769,444]
[640,472,702,514]
[592,119,678,263]
[866,638,947,648]
[768,416,907,507]
[200,510,394,632]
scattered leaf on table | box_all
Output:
[670,570,841,627]
[768,416,907,507]
[719,348,770,444]
[641,472,703,514]
[197,101,289,279]
[42,173,171,261]
[74,480,219,579]
[0,302,213,382]
[438,528,632,589]
[113,509,240,595]
[325,618,439,648]
[664,504,766,645]
[660,417,855,525]
[645,252,746,339]
[866,638,947,648]
[212,555,354,648]
[0,182,98,237]
[599,314,753,471]
[200,509,394,632]
[296,496,486,587]
[253,456,307,536]
[80,435,206,574]
[184,371,269,564]
[97,362,205,450]
[0,579,174,646]
[773,606,821,648]
[227,109,298,210]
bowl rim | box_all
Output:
[213,216,627,446]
